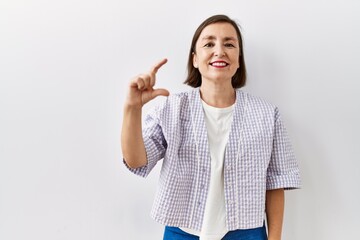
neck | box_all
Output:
[199,81,235,108]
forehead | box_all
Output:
[198,22,238,40]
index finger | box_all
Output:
[150,58,168,74]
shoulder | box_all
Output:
[238,90,276,108]
[167,89,193,102]
[149,89,193,117]
[236,89,278,118]
[159,89,194,109]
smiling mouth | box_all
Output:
[209,61,229,67]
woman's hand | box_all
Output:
[125,58,169,109]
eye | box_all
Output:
[203,42,214,48]
[224,43,236,48]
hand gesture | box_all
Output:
[125,58,169,108]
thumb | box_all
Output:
[151,88,170,99]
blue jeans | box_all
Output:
[163,223,267,240]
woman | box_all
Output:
[121,14,301,240]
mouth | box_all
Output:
[209,61,229,68]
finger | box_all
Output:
[149,58,167,87]
[138,74,152,90]
[150,58,168,75]
[151,88,170,99]
[130,75,144,88]
[131,75,150,90]
[135,77,145,90]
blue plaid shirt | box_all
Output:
[123,88,301,231]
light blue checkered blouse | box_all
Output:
[124,88,301,231]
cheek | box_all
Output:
[195,54,208,67]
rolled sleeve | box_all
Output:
[123,106,167,178]
[266,108,301,190]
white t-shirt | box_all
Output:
[180,99,234,240]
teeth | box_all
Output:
[211,62,227,67]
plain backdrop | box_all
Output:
[1,0,360,239]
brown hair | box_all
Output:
[184,14,246,88]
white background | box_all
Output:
[1,0,360,239]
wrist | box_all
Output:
[268,234,281,240]
[268,237,281,240]
[124,103,142,112]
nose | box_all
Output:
[214,44,225,57]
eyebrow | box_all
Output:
[201,35,237,41]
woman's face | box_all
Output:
[193,22,240,85]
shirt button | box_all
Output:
[200,184,205,189]
[197,201,201,206]
[226,165,232,171]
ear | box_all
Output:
[192,52,198,68]
[236,55,240,69]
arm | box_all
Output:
[265,108,301,239]
[121,105,147,168]
[265,188,284,240]
[121,58,169,169]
